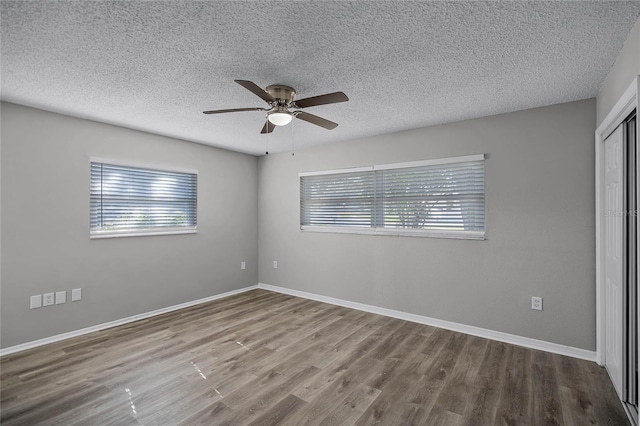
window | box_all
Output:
[300,154,485,239]
[90,159,197,238]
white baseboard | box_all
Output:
[258,283,597,363]
[2,283,597,363]
[0,285,258,357]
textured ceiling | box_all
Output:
[2,1,640,155]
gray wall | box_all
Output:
[597,15,640,125]
[258,98,597,351]
[1,102,258,348]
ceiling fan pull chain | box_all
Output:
[291,117,295,156]
[266,123,269,155]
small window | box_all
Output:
[90,160,197,238]
[300,154,485,239]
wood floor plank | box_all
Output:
[369,320,423,361]
[354,330,452,425]
[283,356,383,426]
[493,345,530,425]
[531,351,565,426]
[433,335,489,417]
[247,394,307,426]
[0,289,629,425]
[423,406,464,426]
[578,357,631,425]
[1,382,113,426]
[176,400,234,426]
[318,383,381,425]
[315,321,382,369]
[222,365,319,411]
[462,341,512,425]
[186,364,320,425]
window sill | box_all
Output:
[300,226,485,240]
[90,227,197,239]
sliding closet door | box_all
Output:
[626,114,638,411]
[605,124,625,397]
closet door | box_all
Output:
[625,114,638,410]
[605,124,625,397]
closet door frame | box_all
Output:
[596,76,639,425]
[597,76,639,367]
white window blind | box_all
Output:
[90,161,197,238]
[299,171,375,227]
[300,155,485,239]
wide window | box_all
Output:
[90,159,197,238]
[300,154,485,239]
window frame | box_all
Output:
[299,154,486,240]
[89,157,198,239]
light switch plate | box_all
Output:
[71,288,82,302]
[241,261,246,270]
[55,291,66,304]
[30,295,42,309]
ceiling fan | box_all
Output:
[203,80,348,134]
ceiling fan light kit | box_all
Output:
[267,107,293,126]
[203,80,348,134]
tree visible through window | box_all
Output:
[300,155,485,239]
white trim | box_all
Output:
[0,285,258,357]
[595,76,639,367]
[299,166,372,177]
[90,156,199,176]
[298,154,485,177]
[300,225,486,240]
[597,80,639,142]
[90,226,197,239]
[258,283,597,362]
[624,403,639,426]
[373,154,485,171]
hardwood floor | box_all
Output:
[0,289,629,425]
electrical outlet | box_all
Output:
[43,292,55,306]
[531,296,543,311]
[30,295,42,309]
[55,291,66,304]
[71,288,82,302]
[241,261,246,270]
[273,261,278,269]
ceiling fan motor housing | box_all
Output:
[266,84,296,106]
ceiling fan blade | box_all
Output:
[294,111,338,130]
[203,107,265,114]
[235,80,276,103]
[260,120,276,134]
[294,92,348,108]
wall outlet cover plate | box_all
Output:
[43,292,55,306]
[531,296,543,311]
